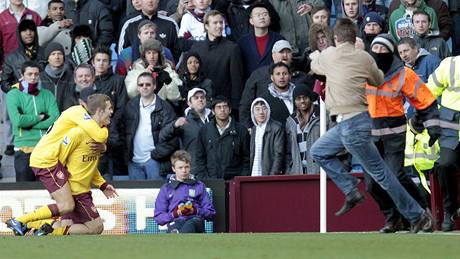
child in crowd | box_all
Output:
[154,150,216,233]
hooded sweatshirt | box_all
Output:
[249,97,285,175]
[1,19,45,93]
[389,0,438,41]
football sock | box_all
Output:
[17,205,55,224]
[50,226,70,236]
[26,219,55,230]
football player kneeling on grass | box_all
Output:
[154,150,216,233]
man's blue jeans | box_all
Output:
[310,112,424,223]
[128,158,162,180]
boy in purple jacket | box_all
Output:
[154,150,216,233]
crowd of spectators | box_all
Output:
[0,0,459,210]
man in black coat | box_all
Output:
[189,10,244,117]
[194,96,250,180]
[121,72,178,179]
[239,40,314,128]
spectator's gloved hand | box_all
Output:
[427,126,441,147]
[172,205,182,218]
[181,206,197,216]
[408,116,424,134]
[157,70,172,85]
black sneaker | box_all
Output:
[4,145,14,156]
[410,210,434,233]
[34,223,54,236]
[379,219,404,234]
[441,212,456,232]
[335,190,365,216]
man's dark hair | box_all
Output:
[412,10,431,23]
[137,71,156,85]
[21,61,41,74]
[92,45,112,59]
[333,18,357,44]
[211,95,231,110]
[48,0,64,9]
[249,3,270,17]
[269,62,290,75]
[311,5,330,16]
[398,37,418,49]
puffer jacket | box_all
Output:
[1,21,45,93]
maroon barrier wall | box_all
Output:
[229,174,385,232]
[430,173,460,230]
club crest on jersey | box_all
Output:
[56,170,64,180]
[188,189,196,197]
[83,112,92,120]
[63,136,70,146]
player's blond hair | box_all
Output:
[171,150,192,166]
[86,94,112,115]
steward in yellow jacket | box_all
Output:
[426,55,460,231]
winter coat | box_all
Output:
[64,0,114,47]
[159,108,213,169]
[6,83,59,147]
[410,48,441,83]
[190,37,244,108]
[81,70,128,151]
[1,22,45,93]
[239,65,315,128]
[39,65,75,112]
[37,17,72,55]
[285,113,320,174]
[389,0,452,40]
[259,84,296,125]
[122,95,178,175]
[115,46,174,76]
[124,60,182,101]
[154,175,216,226]
[118,12,179,59]
[0,8,41,63]
[226,0,281,41]
[249,98,285,175]
[237,31,285,78]
[413,32,451,60]
[194,117,250,180]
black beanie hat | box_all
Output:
[71,24,93,42]
[18,19,36,33]
[45,42,65,59]
[293,83,318,102]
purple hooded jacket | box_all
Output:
[154,175,216,225]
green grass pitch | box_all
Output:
[0,232,459,259]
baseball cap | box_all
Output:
[272,40,293,53]
[187,88,206,101]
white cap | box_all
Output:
[272,40,293,53]
[187,88,206,101]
